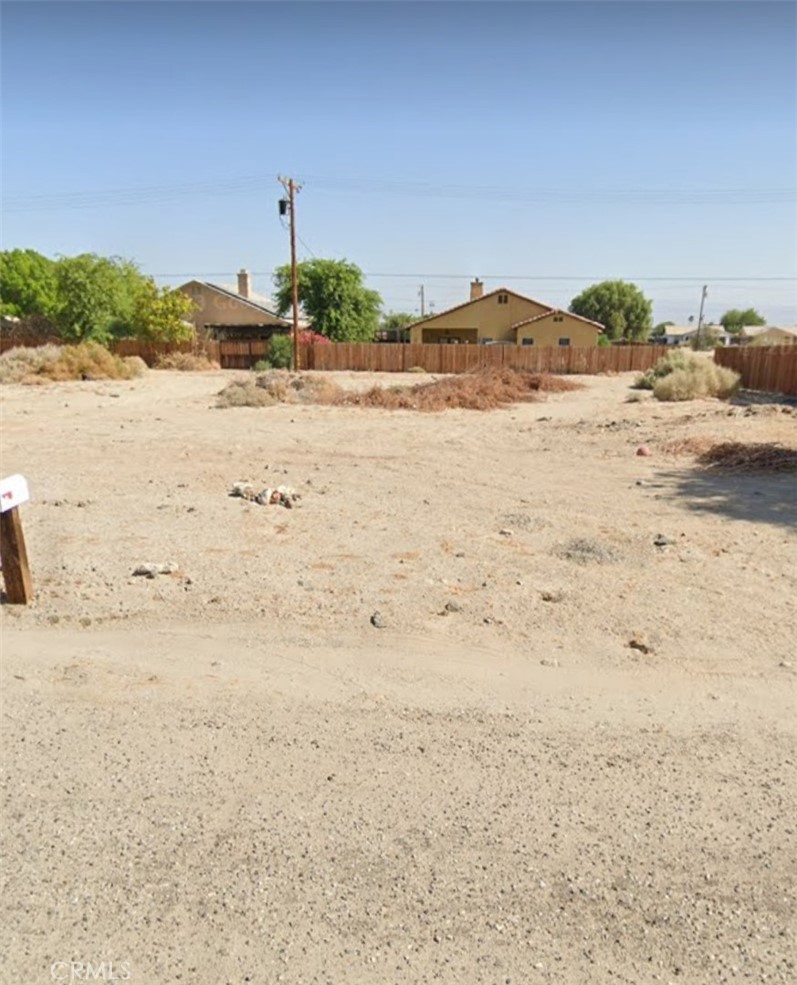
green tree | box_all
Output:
[652,320,675,337]
[380,311,415,341]
[0,248,58,318]
[273,259,382,342]
[569,280,653,341]
[131,281,196,343]
[53,254,148,343]
[719,308,766,334]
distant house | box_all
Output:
[406,280,603,346]
[659,324,732,347]
[177,269,304,341]
[738,325,797,346]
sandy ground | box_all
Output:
[1,368,795,984]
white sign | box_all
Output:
[0,474,29,513]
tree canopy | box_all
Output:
[273,259,382,342]
[1,248,195,345]
[652,321,675,336]
[0,248,58,319]
[719,308,766,334]
[52,254,147,343]
[380,311,415,340]
[131,281,196,343]
[569,280,653,341]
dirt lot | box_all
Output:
[1,369,795,984]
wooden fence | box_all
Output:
[301,342,671,375]
[714,345,797,397]
[0,335,60,354]
[113,339,271,370]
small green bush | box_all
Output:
[266,335,293,369]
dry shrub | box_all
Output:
[216,379,278,408]
[154,351,220,372]
[343,368,582,412]
[216,371,343,408]
[123,355,148,377]
[44,342,135,381]
[254,370,343,405]
[1,342,136,383]
[653,360,740,402]
[696,442,797,473]
[0,344,61,383]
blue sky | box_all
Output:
[2,0,795,324]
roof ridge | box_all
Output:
[405,287,554,329]
[511,308,604,331]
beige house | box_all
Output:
[407,280,603,346]
[177,269,296,341]
[739,325,797,346]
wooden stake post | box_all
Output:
[0,474,33,604]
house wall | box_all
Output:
[409,292,550,344]
[748,329,797,346]
[515,313,601,347]
[178,281,286,332]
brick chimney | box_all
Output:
[237,268,251,299]
[470,278,484,301]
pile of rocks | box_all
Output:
[229,481,300,509]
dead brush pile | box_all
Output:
[660,437,719,457]
[696,442,797,473]
[217,368,582,411]
[342,368,582,412]
[154,351,220,372]
[660,437,797,472]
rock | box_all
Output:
[370,611,386,629]
[499,528,513,537]
[229,481,255,499]
[540,658,560,668]
[628,633,654,655]
[541,590,562,602]
[444,601,462,613]
[780,660,792,669]
[132,562,178,579]
[653,533,675,547]
[636,445,652,457]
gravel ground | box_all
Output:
[1,369,795,984]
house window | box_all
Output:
[521,338,534,346]
[498,293,509,305]
[553,315,564,323]
[558,337,571,347]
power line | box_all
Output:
[150,271,795,283]
[3,172,794,212]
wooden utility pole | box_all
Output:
[696,284,708,348]
[278,176,302,370]
[418,285,425,318]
